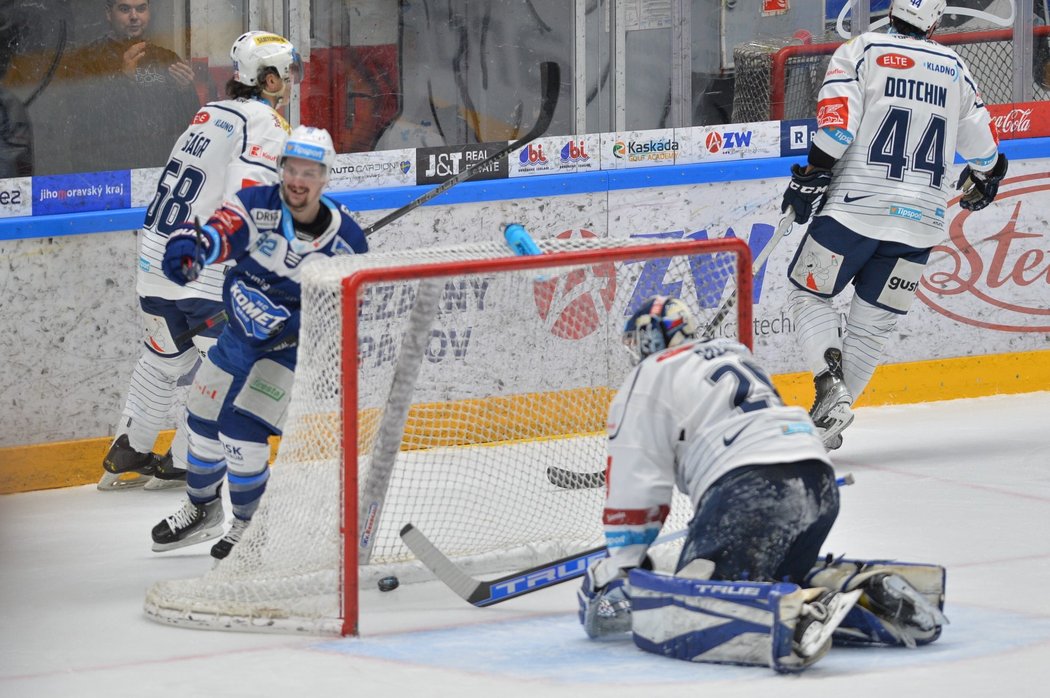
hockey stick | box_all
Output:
[700,208,795,339]
[399,523,687,607]
[172,61,562,346]
[547,464,854,491]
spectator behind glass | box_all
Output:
[0,3,32,177]
[61,1,199,172]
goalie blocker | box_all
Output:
[626,557,947,673]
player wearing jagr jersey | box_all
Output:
[578,296,950,671]
[99,31,302,491]
[781,0,1006,450]
[150,126,367,559]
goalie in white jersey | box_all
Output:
[781,0,1006,450]
[578,296,950,671]
[99,31,302,490]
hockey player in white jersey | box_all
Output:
[578,296,950,671]
[150,126,367,559]
[781,0,1006,450]
[99,31,302,490]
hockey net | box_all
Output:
[144,234,751,635]
[732,26,1050,123]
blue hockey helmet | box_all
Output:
[623,295,697,362]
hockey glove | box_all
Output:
[956,153,1008,212]
[782,164,832,224]
[162,220,216,285]
[577,560,632,639]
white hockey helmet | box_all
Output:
[623,295,697,362]
[890,0,946,34]
[280,125,336,176]
[230,31,303,87]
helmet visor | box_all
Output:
[286,50,303,84]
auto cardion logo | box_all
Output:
[917,173,1050,332]
[532,229,616,339]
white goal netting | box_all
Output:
[144,234,749,635]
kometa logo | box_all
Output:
[917,173,1050,332]
[532,229,616,339]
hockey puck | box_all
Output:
[378,576,400,592]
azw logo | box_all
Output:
[532,229,616,339]
[917,173,1050,332]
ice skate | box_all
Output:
[860,573,949,646]
[98,434,157,491]
[810,348,853,450]
[793,588,862,665]
[151,497,224,552]
[143,450,187,491]
[211,516,250,560]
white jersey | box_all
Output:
[136,98,291,301]
[813,30,999,248]
[602,338,830,574]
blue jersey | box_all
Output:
[202,184,368,353]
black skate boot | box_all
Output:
[144,450,187,491]
[810,348,854,450]
[860,573,949,646]
[151,497,224,552]
[102,434,157,474]
[211,517,250,560]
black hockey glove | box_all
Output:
[782,163,832,224]
[956,153,1008,212]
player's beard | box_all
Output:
[281,181,320,218]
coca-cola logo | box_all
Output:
[991,108,1032,136]
[917,173,1050,332]
[532,229,616,340]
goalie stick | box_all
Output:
[173,61,562,346]
[546,465,854,491]
[399,523,686,607]
[700,207,795,339]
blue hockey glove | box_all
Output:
[956,153,1008,212]
[782,163,832,224]
[577,560,632,639]
[162,221,215,285]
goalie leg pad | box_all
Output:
[806,558,947,647]
[628,570,858,672]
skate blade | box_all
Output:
[151,523,224,553]
[818,403,854,448]
[143,476,187,491]
[798,589,862,658]
[97,471,150,491]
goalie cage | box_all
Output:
[143,234,751,636]
[732,25,1050,124]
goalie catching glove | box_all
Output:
[956,153,1008,211]
[782,164,832,224]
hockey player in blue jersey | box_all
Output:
[579,296,949,672]
[781,0,1005,450]
[150,126,367,558]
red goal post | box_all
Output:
[144,235,752,636]
[733,26,1050,123]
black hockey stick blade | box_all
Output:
[362,61,561,237]
[400,523,605,607]
[546,466,605,490]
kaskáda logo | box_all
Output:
[917,172,1050,332]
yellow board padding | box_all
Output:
[1,350,1046,495]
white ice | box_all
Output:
[2,392,1049,698]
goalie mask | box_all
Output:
[623,295,697,363]
[230,31,303,87]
